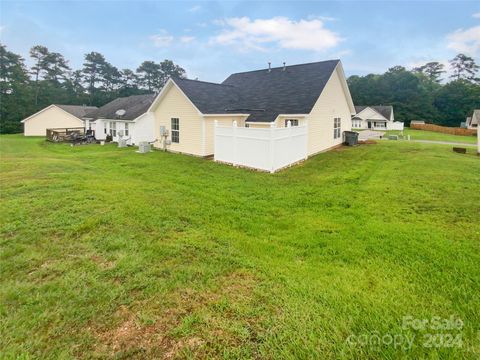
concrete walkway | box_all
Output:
[358,130,385,141]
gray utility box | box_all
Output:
[138,142,151,153]
[118,139,128,148]
[344,131,359,146]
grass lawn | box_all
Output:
[1,135,479,359]
[385,128,477,144]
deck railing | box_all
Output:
[46,127,86,142]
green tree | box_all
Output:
[136,61,162,92]
[449,54,479,82]
[0,44,34,133]
[101,62,121,92]
[29,45,49,105]
[159,59,186,86]
[413,62,445,82]
[434,80,480,126]
[43,52,70,83]
[82,51,107,105]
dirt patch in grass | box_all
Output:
[92,269,265,358]
[90,254,115,270]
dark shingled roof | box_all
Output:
[55,104,97,118]
[172,60,341,122]
[355,105,393,120]
[85,94,156,120]
[172,78,243,114]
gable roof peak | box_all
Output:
[227,59,340,77]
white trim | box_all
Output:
[21,105,84,124]
[273,114,308,122]
[201,116,206,156]
[334,62,356,115]
[96,118,135,123]
[147,78,203,116]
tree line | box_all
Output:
[0,44,186,133]
[1,44,479,133]
[347,54,479,127]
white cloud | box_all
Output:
[150,30,174,47]
[180,36,195,44]
[473,12,480,19]
[447,25,480,56]
[188,5,201,13]
[210,16,343,52]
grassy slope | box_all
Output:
[1,135,479,359]
[387,128,477,144]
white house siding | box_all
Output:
[131,113,156,145]
[94,119,134,144]
[152,83,204,156]
[307,66,352,155]
[23,106,84,136]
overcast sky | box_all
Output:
[1,1,479,82]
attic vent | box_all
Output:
[115,109,126,117]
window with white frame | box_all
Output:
[171,118,179,143]
[334,117,341,139]
[285,119,299,127]
[109,122,116,137]
[124,122,129,136]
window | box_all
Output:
[104,123,107,134]
[109,122,116,137]
[124,122,129,136]
[334,117,341,139]
[171,118,179,143]
[285,119,299,127]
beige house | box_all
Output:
[21,104,97,136]
[148,60,355,157]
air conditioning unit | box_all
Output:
[138,141,151,153]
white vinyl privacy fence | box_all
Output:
[214,121,308,173]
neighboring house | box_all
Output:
[84,94,156,145]
[465,110,479,129]
[148,60,355,157]
[352,105,403,130]
[21,104,97,136]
